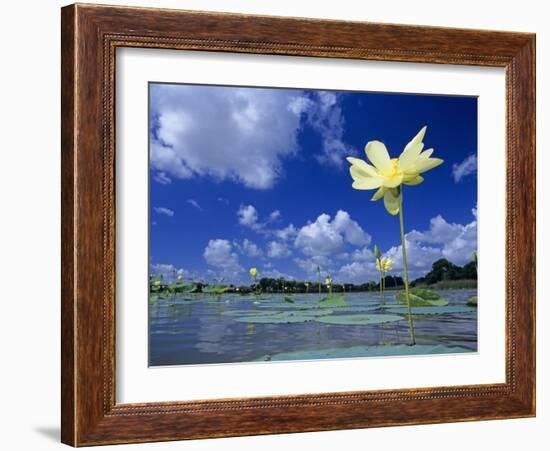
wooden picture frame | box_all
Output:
[61,3,535,446]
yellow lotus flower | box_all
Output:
[249,267,258,278]
[347,126,443,215]
[381,257,395,272]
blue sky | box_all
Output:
[149,83,478,285]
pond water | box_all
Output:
[149,289,477,366]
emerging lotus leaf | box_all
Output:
[318,295,348,308]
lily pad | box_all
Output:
[169,283,197,293]
[467,296,478,307]
[258,344,472,361]
[329,306,380,313]
[220,309,280,317]
[284,296,295,304]
[409,288,442,300]
[316,314,403,325]
[395,291,448,307]
[385,306,476,315]
[318,295,348,308]
[202,285,230,295]
[234,311,318,324]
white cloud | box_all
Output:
[217,197,229,205]
[153,171,171,185]
[267,241,292,258]
[274,224,297,241]
[234,238,263,258]
[385,240,445,279]
[150,84,307,189]
[261,268,296,280]
[150,85,354,189]
[154,206,174,217]
[407,215,464,244]
[268,210,281,222]
[350,246,375,262]
[150,263,193,282]
[400,211,478,273]
[302,92,351,166]
[337,261,378,284]
[237,204,260,230]
[452,154,477,182]
[294,256,332,276]
[407,213,477,266]
[294,210,370,257]
[334,211,478,282]
[332,210,372,246]
[203,239,243,278]
[187,199,203,211]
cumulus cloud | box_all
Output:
[261,268,296,280]
[237,204,260,230]
[234,238,263,258]
[274,224,298,241]
[294,256,332,276]
[150,263,192,282]
[333,211,478,282]
[337,261,379,284]
[267,241,292,258]
[384,240,445,279]
[203,239,243,278]
[294,210,370,257]
[154,206,174,217]
[452,154,477,182]
[150,85,354,189]
[350,246,375,262]
[150,84,309,189]
[407,214,477,266]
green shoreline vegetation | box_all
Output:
[149,258,477,296]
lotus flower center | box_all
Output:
[383,158,402,178]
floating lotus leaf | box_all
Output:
[284,297,295,304]
[318,295,348,308]
[259,302,320,311]
[395,291,448,307]
[316,314,403,325]
[300,308,334,316]
[169,283,197,293]
[385,306,476,315]
[220,309,281,317]
[329,306,380,313]
[409,288,442,300]
[258,344,472,361]
[234,311,319,324]
[202,285,230,294]
[467,296,478,307]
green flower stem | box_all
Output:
[378,268,383,299]
[382,272,386,302]
[398,190,416,345]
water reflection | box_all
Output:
[149,289,477,366]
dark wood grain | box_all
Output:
[61,3,536,446]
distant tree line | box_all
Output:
[410,258,477,286]
[150,258,477,295]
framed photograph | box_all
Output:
[61,3,535,446]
